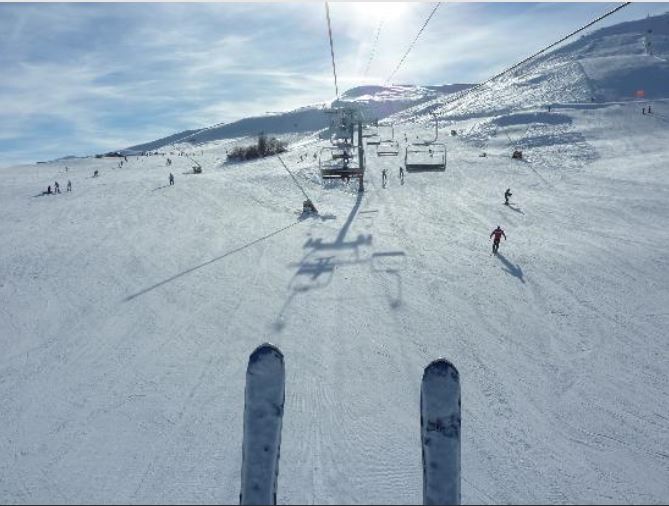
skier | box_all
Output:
[490,226,506,255]
[648,105,652,114]
[382,168,388,188]
[504,188,512,205]
[67,180,72,192]
[169,173,174,186]
[93,169,99,177]
[399,165,405,185]
[54,181,61,194]
[46,185,52,195]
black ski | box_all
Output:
[421,358,461,505]
[240,344,285,505]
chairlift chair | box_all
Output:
[404,143,446,172]
[377,140,400,157]
[319,146,363,180]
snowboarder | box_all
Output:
[490,226,506,255]
[169,173,174,185]
[504,188,512,205]
[54,181,61,194]
[67,180,72,192]
[382,168,388,188]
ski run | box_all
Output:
[2,9,669,505]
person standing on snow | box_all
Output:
[67,180,72,192]
[169,173,174,186]
[490,226,506,255]
[54,181,61,194]
[504,188,512,205]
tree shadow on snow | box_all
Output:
[496,253,525,284]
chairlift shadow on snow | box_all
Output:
[496,253,525,283]
[123,221,301,302]
[371,251,407,309]
[275,190,408,330]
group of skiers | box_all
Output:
[43,180,71,195]
[642,106,653,115]
[380,166,405,188]
[490,188,514,255]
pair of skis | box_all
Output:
[239,344,461,505]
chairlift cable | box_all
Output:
[325,2,340,99]
[363,17,386,78]
[278,155,316,204]
[436,2,631,111]
[385,3,441,85]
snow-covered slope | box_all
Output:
[397,11,669,124]
[2,11,669,505]
[124,84,472,154]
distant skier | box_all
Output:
[648,105,652,114]
[46,185,52,195]
[382,168,388,188]
[93,169,99,177]
[67,180,72,192]
[490,226,506,255]
[399,165,405,185]
[54,181,61,194]
[504,188,512,205]
[169,173,174,186]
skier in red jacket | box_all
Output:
[490,226,506,254]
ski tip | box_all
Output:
[423,358,459,381]
[249,342,284,364]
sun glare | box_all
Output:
[350,2,413,23]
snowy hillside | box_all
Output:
[124,84,471,155]
[2,12,669,505]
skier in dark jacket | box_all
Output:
[169,173,174,185]
[490,226,506,254]
[504,188,512,205]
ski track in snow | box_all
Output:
[3,19,669,503]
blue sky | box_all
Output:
[1,1,668,166]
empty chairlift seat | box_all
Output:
[404,143,447,172]
[377,140,400,157]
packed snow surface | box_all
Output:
[1,12,669,505]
